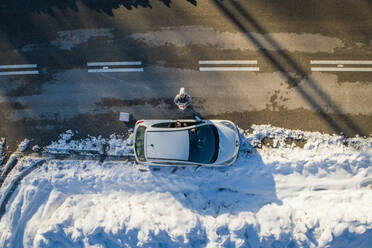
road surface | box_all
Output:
[0,0,372,150]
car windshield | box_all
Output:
[188,125,219,164]
[135,126,146,161]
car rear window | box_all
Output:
[188,125,219,164]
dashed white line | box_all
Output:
[199,67,260,72]
[199,59,259,72]
[0,64,37,69]
[87,61,142,66]
[87,61,143,73]
[199,60,258,65]
[0,64,39,76]
[311,60,372,65]
[88,68,144,73]
[0,71,39,75]
[311,67,372,72]
[310,60,372,72]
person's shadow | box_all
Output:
[172,105,204,120]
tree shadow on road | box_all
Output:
[212,0,364,137]
[0,0,197,16]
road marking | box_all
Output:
[0,71,39,75]
[88,68,144,73]
[310,60,372,72]
[311,60,372,65]
[0,64,37,69]
[311,67,372,72]
[87,61,142,66]
[199,60,259,72]
[0,64,39,76]
[199,60,257,65]
[87,61,143,73]
[199,67,260,72]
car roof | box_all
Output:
[146,130,190,161]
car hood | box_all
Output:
[146,131,189,160]
[213,123,239,164]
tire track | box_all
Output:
[0,140,29,188]
[0,160,45,221]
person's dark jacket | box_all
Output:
[174,94,192,107]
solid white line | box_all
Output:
[199,60,257,65]
[0,70,39,75]
[87,61,142,66]
[311,67,372,72]
[310,60,372,65]
[0,64,37,69]
[199,67,260,71]
[88,68,144,73]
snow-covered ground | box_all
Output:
[43,130,133,156]
[0,125,372,248]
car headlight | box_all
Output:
[220,121,237,131]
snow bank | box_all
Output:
[106,133,134,156]
[44,130,106,155]
[247,124,372,152]
[1,126,372,247]
[44,130,134,156]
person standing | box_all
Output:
[174,87,192,111]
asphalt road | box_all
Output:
[0,0,372,150]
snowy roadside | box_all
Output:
[0,139,30,187]
[0,125,371,247]
[43,130,134,156]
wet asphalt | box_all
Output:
[0,0,372,151]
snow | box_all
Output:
[44,130,106,155]
[106,133,134,156]
[44,130,134,156]
[1,139,30,177]
[0,125,372,247]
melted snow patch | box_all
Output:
[129,26,345,53]
[51,28,114,50]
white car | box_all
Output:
[134,119,240,167]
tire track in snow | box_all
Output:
[0,160,46,221]
[0,140,30,188]
[360,178,372,189]
[0,138,5,166]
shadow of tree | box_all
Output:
[212,0,363,137]
[0,0,198,16]
[0,0,200,150]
